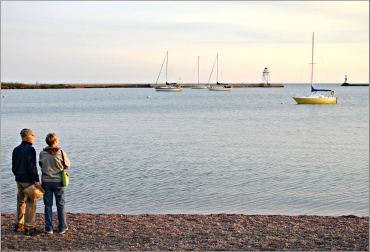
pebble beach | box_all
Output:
[1,213,368,251]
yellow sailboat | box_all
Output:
[293,93,337,104]
[292,32,337,104]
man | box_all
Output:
[12,128,40,235]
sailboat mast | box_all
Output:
[216,53,219,83]
[310,32,315,87]
[166,51,168,84]
[198,56,200,85]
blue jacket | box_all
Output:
[12,141,40,183]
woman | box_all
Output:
[39,133,70,234]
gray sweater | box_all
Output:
[39,147,71,182]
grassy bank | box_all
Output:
[1,82,151,89]
[1,82,66,89]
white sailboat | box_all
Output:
[292,33,337,104]
[192,56,208,89]
[155,51,183,92]
[208,54,232,91]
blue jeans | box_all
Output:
[42,182,67,232]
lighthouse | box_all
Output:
[262,67,270,84]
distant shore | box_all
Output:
[1,82,151,89]
[1,213,368,251]
[1,82,284,89]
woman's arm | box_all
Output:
[62,150,71,169]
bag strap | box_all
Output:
[60,150,66,169]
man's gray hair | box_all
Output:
[20,128,35,139]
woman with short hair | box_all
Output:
[39,133,70,234]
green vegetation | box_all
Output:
[1,82,153,89]
[1,82,64,89]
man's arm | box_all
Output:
[31,148,40,182]
[12,149,16,175]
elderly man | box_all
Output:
[12,128,40,235]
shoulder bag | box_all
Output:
[61,150,69,187]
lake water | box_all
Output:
[1,84,368,216]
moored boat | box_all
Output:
[293,94,337,104]
[208,54,232,91]
[155,85,183,92]
[154,51,183,92]
[292,32,337,104]
[209,83,232,91]
[191,56,209,89]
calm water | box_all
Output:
[1,85,368,216]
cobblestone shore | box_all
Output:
[1,213,368,251]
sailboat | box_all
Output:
[292,33,337,104]
[155,51,183,92]
[192,56,208,89]
[208,54,232,91]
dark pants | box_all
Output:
[42,182,67,232]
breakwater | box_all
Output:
[170,83,284,88]
[1,82,283,89]
[341,83,369,86]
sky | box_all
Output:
[1,1,369,84]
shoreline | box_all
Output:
[2,213,368,251]
[1,82,284,89]
[3,82,368,90]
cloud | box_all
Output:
[1,1,368,83]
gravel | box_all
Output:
[1,213,368,251]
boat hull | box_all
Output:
[155,87,182,92]
[292,96,337,104]
[208,86,232,91]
